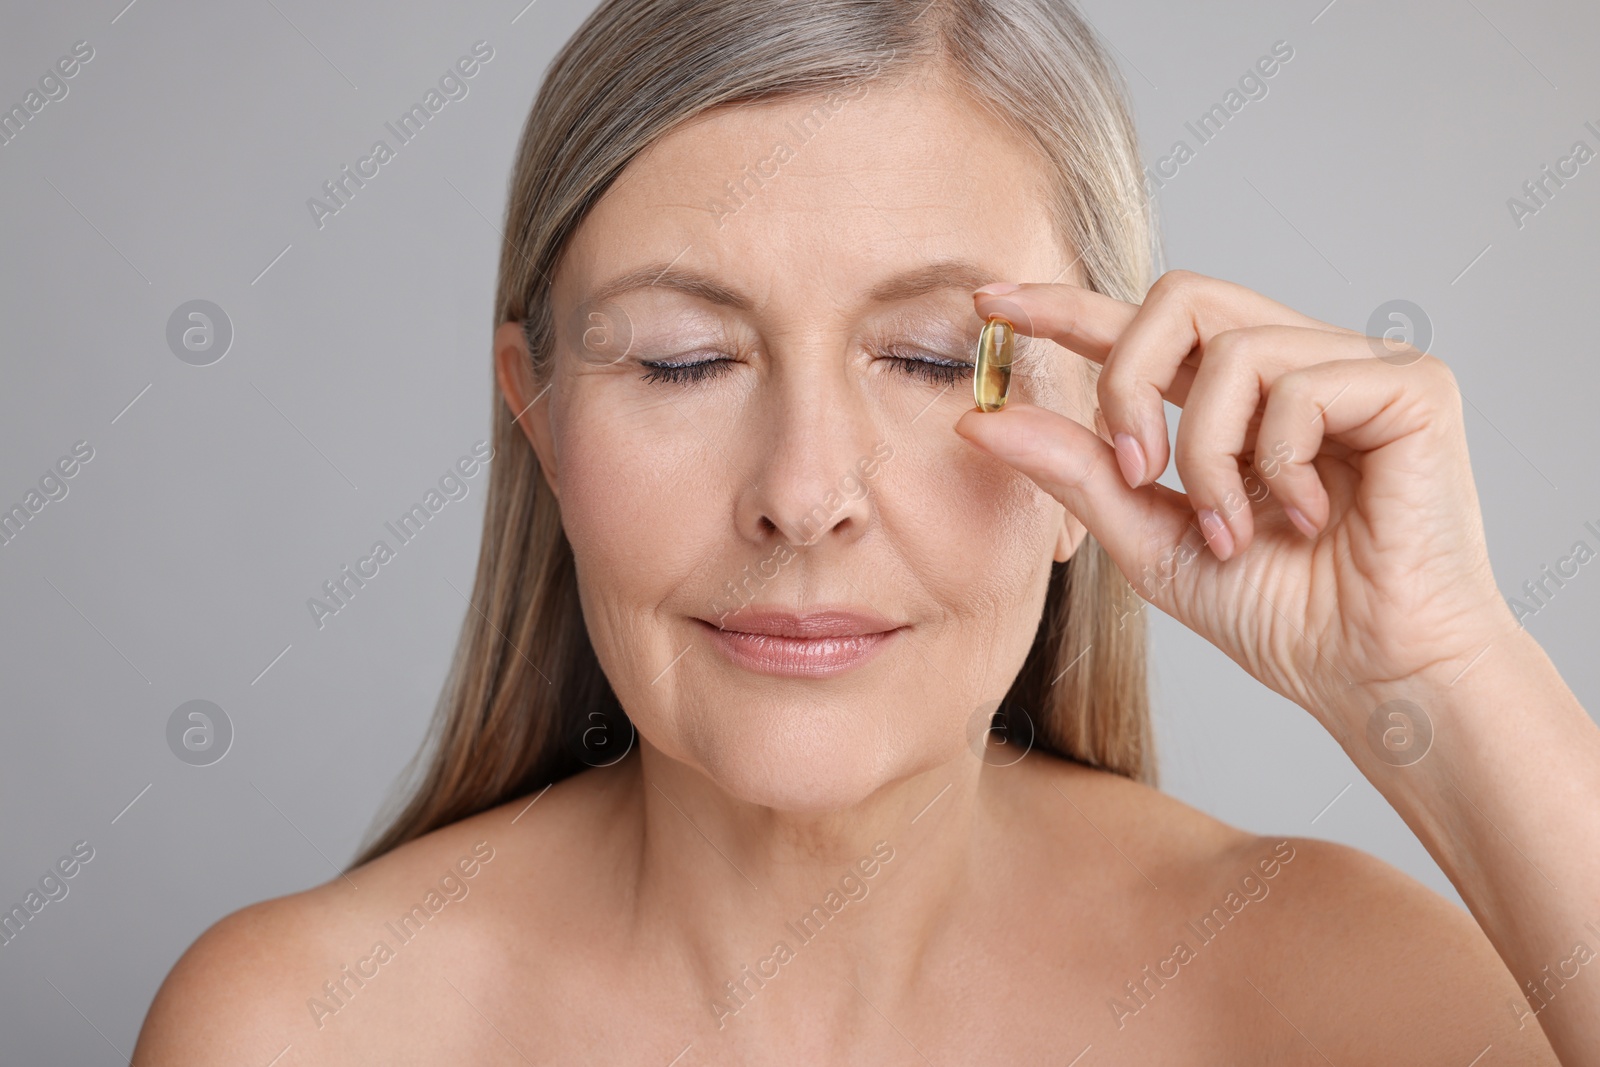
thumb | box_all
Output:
[954,401,1193,582]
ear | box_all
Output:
[1053,508,1088,563]
[493,320,559,499]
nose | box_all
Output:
[734,358,878,551]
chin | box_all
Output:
[683,698,935,813]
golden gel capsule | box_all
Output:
[973,315,1015,412]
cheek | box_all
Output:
[885,417,1065,621]
[552,389,727,586]
[551,393,731,761]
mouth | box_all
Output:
[695,609,905,678]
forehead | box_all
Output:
[554,76,1070,312]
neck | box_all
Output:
[619,739,991,1025]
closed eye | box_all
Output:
[885,350,972,386]
[638,350,973,387]
[639,356,732,385]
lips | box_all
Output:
[697,609,904,677]
[709,609,899,638]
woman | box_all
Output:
[136,0,1599,1062]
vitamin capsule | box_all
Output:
[973,315,1015,412]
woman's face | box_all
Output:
[511,76,1094,811]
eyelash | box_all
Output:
[638,351,972,386]
[640,358,731,385]
[891,354,970,386]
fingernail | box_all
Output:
[1198,508,1235,560]
[975,282,1022,296]
[1284,505,1318,539]
[1113,432,1146,488]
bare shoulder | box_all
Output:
[132,764,630,1065]
[1013,754,1558,1063]
[131,880,335,1065]
[1239,831,1559,1064]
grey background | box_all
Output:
[1,0,1595,1060]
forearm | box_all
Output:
[1331,624,1600,1063]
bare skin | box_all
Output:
[135,69,1593,1065]
[134,755,1557,1065]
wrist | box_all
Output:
[1314,603,1527,755]
[1321,621,1593,860]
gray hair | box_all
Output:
[357,0,1157,865]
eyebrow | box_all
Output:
[585,259,999,310]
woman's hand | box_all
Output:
[956,270,1600,1064]
[956,270,1517,734]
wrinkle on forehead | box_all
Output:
[562,76,1068,293]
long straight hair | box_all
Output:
[355,0,1158,866]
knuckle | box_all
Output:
[1418,352,1458,390]
[1252,434,1301,476]
[1259,445,1307,484]
[1050,445,1099,498]
[1149,269,1205,302]
[1272,365,1318,406]
[1205,327,1256,367]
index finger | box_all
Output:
[973,282,1138,364]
